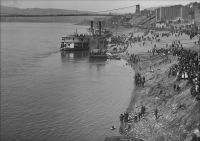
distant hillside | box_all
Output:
[0,6,101,23]
[0,6,93,15]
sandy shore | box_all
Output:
[105,28,200,141]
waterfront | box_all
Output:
[1,1,200,140]
[1,23,134,141]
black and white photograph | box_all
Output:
[1,0,200,141]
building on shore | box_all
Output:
[194,4,200,29]
[155,5,190,22]
[141,9,155,17]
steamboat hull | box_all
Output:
[89,54,107,59]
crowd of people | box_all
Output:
[135,72,145,87]
[115,27,199,140]
[168,47,200,100]
[110,34,129,46]
[119,112,129,124]
[119,105,147,129]
[133,105,147,123]
[128,53,140,64]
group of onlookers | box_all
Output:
[133,105,147,123]
[135,72,145,88]
[118,29,199,139]
[128,53,140,64]
[169,47,200,100]
[120,112,129,124]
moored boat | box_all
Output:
[89,21,110,60]
[60,34,90,51]
[60,21,112,53]
[89,49,108,59]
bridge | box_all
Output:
[0,13,120,17]
[0,4,139,17]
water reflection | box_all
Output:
[60,51,88,62]
[88,57,107,72]
[89,62,106,72]
[60,50,107,72]
[89,57,107,62]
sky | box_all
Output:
[1,0,199,13]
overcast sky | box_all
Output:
[1,0,198,13]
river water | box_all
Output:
[1,22,134,141]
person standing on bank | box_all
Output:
[154,108,158,120]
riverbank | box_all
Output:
[105,29,200,141]
[126,55,199,141]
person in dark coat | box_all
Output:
[154,108,158,120]
[142,76,145,87]
[120,114,124,123]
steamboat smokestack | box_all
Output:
[91,21,93,29]
[99,21,101,36]
[91,21,94,35]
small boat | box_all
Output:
[112,54,121,60]
[106,53,121,60]
[110,126,116,130]
[114,57,121,60]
